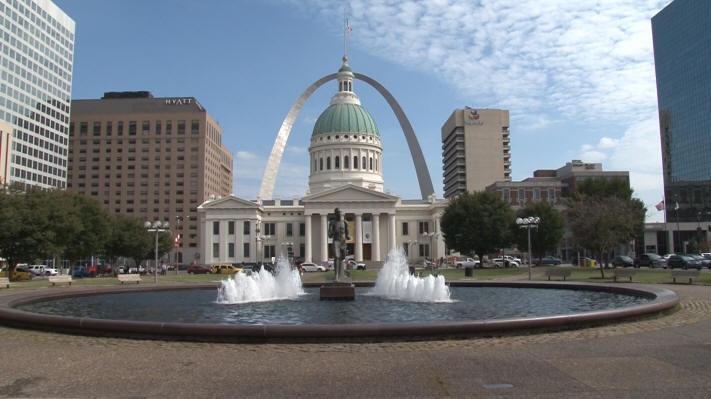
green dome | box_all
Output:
[312,103,380,137]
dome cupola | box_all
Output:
[308,58,384,194]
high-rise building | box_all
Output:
[441,108,511,198]
[0,0,74,190]
[652,0,711,223]
[68,91,233,263]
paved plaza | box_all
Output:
[1,282,710,398]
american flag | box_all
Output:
[347,19,352,34]
[655,200,664,211]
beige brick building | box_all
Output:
[441,108,511,198]
[68,91,233,264]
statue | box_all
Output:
[328,208,351,282]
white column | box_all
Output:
[305,214,312,263]
[321,214,328,263]
[372,213,381,262]
[355,213,363,262]
[389,213,397,252]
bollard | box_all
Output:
[465,267,473,277]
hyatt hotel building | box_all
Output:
[68,91,233,264]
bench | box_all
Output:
[0,277,9,288]
[48,275,72,286]
[672,269,700,284]
[613,268,637,282]
[117,274,142,284]
[545,268,572,281]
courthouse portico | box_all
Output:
[198,186,445,265]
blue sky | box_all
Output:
[55,0,670,221]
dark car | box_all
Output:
[534,256,561,265]
[689,254,711,269]
[72,266,91,278]
[186,265,210,274]
[611,255,635,267]
[666,254,702,269]
[635,253,665,268]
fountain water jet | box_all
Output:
[371,250,451,302]
[216,257,303,304]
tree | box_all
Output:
[512,202,565,263]
[572,177,633,200]
[566,195,646,278]
[0,189,54,280]
[441,191,514,265]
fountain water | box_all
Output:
[371,250,451,302]
[216,257,303,304]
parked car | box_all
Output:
[352,262,367,270]
[210,264,243,274]
[635,253,666,268]
[300,262,326,272]
[534,256,562,265]
[128,266,146,275]
[504,255,522,264]
[491,257,520,267]
[611,255,635,267]
[187,265,210,274]
[666,254,702,269]
[44,267,58,276]
[72,266,91,278]
[454,257,479,268]
[689,254,711,268]
[28,265,45,276]
[0,266,32,281]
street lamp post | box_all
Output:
[422,232,439,266]
[175,216,184,275]
[145,220,169,284]
[516,216,540,281]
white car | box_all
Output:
[44,267,58,276]
[300,263,326,272]
[492,257,520,267]
[455,258,479,268]
[28,265,46,276]
[352,263,366,270]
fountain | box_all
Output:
[371,250,451,302]
[0,246,679,341]
[216,257,303,304]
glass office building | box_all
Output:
[0,0,74,190]
[652,0,711,223]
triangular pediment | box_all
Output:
[303,184,399,203]
[198,195,261,210]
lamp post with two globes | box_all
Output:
[516,216,540,281]
[145,220,169,284]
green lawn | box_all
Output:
[536,266,711,285]
[3,266,709,290]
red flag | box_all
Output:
[655,201,665,211]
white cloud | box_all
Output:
[291,0,670,219]
[598,137,620,149]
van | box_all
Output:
[28,265,45,276]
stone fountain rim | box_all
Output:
[0,281,678,342]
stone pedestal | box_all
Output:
[320,279,355,301]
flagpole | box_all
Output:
[343,8,347,59]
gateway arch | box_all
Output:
[258,72,435,200]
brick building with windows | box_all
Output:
[67,91,233,264]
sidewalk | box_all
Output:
[0,283,710,398]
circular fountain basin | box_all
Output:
[0,281,678,342]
